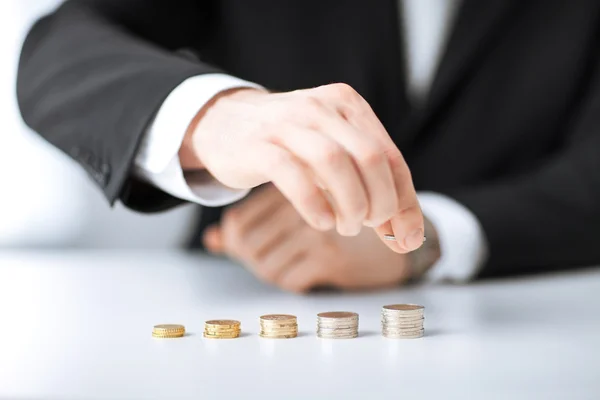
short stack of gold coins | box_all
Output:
[316,311,359,339]
[203,320,241,339]
[152,324,185,339]
[381,304,425,339]
[259,314,298,338]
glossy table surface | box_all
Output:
[1,252,599,400]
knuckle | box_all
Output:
[357,148,385,168]
[297,184,324,211]
[303,95,326,111]
[222,209,239,230]
[349,198,369,219]
[315,142,346,166]
[329,83,358,101]
[267,150,291,171]
[284,280,312,294]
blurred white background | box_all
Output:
[0,0,196,248]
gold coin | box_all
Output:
[204,328,241,333]
[153,324,185,332]
[259,333,297,339]
[152,324,185,337]
[152,333,185,339]
[203,330,240,336]
[203,332,240,339]
[260,314,297,321]
[205,320,240,327]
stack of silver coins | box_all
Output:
[381,304,425,339]
[316,311,359,339]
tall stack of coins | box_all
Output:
[381,304,424,339]
[316,312,359,339]
[152,324,185,339]
[203,320,241,339]
[259,314,298,338]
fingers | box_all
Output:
[255,143,335,231]
[203,224,224,254]
[312,84,424,251]
[222,184,287,234]
[374,153,424,254]
[274,127,369,236]
[276,255,329,294]
[314,111,398,228]
[241,203,304,260]
[254,228,312,283]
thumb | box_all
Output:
[203,224,224,254]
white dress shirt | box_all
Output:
[134,0,487,282]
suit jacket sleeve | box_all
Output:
[17,0,219,209]
[451,56,600,279]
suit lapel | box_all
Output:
[400,0,518,145]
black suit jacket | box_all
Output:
[17,0,600,278]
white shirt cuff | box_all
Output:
[134,73,264,207]
[418,192,489,282]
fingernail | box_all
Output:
[404,229,425,251]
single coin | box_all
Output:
[382,304,424,313]
[317,333,359,339]
[205,320,241,327]
[260,314,297,321]
[203,333,240,339]
[260,328,298,335]
[383,328,425,335]
[153,324,185,332]
[317,312,359,320]
[152,324,185,338]
[203,333,240,338]
[382,323,424,330]
[260,321,298,327]
[152,332,185,338]
[383,331,424,339]
[383,234,396,241]
[204,326,241,332]
[383,328,424,334]
[259,332,298,339]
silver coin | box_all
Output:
[317,322,359,329]
[383,328,425,334]
[317,311,359,320]
[382,323,424,330]
[383,331,424,339]
[382,304,424,313]
[383,328,424,335]
[383,234,397,241]
[317,333,359,339]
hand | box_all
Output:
[181,84,425,253]
[204,185,427,293]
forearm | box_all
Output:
[17,0,217,205]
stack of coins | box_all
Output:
[259,314,298,338]
[316,311,359,339]
[203,320,241,339]
[152,324,185,339]
[381,304,425,339]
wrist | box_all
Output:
[178,87,266,170]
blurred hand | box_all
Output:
[181,84,425,253]
[203,185,418,293]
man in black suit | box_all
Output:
[17,1,600,292]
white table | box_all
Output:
[0,252,599,400]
